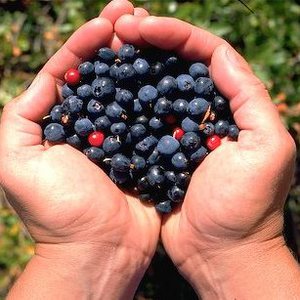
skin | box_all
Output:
[0,0,299,299]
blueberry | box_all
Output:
[77,84,92,99]
[138,85,158,104]
[109,168,130,184]
[133,58,150,75]
[84,147,105,163]
[133,99,143,114]
[44,123,65,142]
[180,132,201,151]
[103,136,121,154]
[157,135,180,156]
[135,136,158,154]
[110,122,127,135]
[118,44,136,61]
[92,77,115,99]
[167,186,185,202]
[137,176,150,192]
[109,63,119,79]
[62,84,74,98]
[147,148,161,166]
[194,77,214,96]
[50,105,63,122]
[78,61,94,76]
[173,99,188,114]
[74,118,94,136]
[157,75,177,96]
[202,122,215,136]
[214,120,229,137]
[147,165,165,186]
[66,134,81,149]
[94,61,110,76]
[62,96,83,115]
[115,89,133,107]
[150,61,164,77]
[213,96,228,112]
[149,116,164,131]
[171,152,188,170]
[190,146,208,164]
[165,171,177,184]
[125,132,132,145]
[94,115,112,131]
[155,200,172,214]
[181,117,199,132]
[139,193,152,202]
[117,63,136,81]
[176,74,195,93]
[134,115,149,126]
[87,99,105,118]
[97,47,115,62]
[228,124,239,140]
[130,124,147,140]
[131,155,146,171]
[176,172,191,188]
[189,62,209,78]
[153,97,172,116]
[111,154,131,172]
[105,102,125,121]
[187,98,209,117]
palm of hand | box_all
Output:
[161,137,293,264]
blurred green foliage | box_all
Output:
[0,0,300,299]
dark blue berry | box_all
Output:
[147,165,165,186]
[171,152,188,170]
[111,154,131,172]
[62,84,74,98]
[44,123,65,142]
[189,146,208,164]
[138,85,158,104]
[105,101,125,121]
[180,132,201,151]
[182,117,199,132]
[173,99,188,114]
[194,77,214,96]
[66,134,81,149]
[97,47,115,62]
[153,97,172,116]
[135,136,158,154]
[94,61,110,76]
[103,136,121,155]
[157,135,180,156]
[94,115,111,131]
[74,118,94,136]
[157,75,177,96]
[155,200,172,214]
[50,105,63,122]
[130,124,147,140]
[189,63,209,78]
[78,61,94,76]
[167,186,185,202]
[92,77,115,99]
[133,58,150,75]
[187,98,209,117]
[214,120,230,137]
[110,122,127,135]
[149,116,164,131]
[202,122,215,136]
[228,125,239,140]
[118,44,136,61]
[84,147,104,163]
[176,74,195,93]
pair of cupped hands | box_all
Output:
[0,0,296,298]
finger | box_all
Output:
[41,18,113,82]
[211,44,281,131]
[115,15,149,47]
[134,7,149,17]
[138,16,226,63]
[0,73,57,150]
[100,0,134,24]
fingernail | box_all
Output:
[225,46,251,72]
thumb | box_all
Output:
[211,44,282,137]
[0,72,57,150]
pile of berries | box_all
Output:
[42,44,239,213]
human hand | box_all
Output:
[114,15,299,298]
[0,1,160,299]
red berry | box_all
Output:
[88,131,105,147]
[64,68,80,86]
[206,135,221,151]
[164,114,177,125]
[173,127,185,140]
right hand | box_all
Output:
[115,14,297,298]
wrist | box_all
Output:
[179,236,300,299]
[9,242,150,299]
